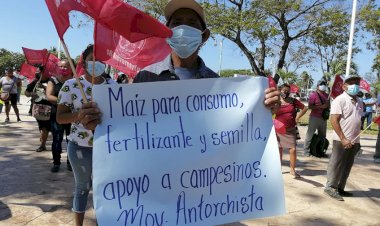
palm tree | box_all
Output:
[298,71,314,93]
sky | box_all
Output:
[0,0,377,85]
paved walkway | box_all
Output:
[0,95,379,226]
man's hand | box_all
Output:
[78,102,102,131]
[264,87,280,112]
[341,137,353,149]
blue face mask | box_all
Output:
[86,61,105,77]
[346,84,360,96]
[166,25,203,59]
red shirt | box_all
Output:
[275,99,305,129]
[308,91,328,118]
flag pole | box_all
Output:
[91,51,95,101]
[60,38,88,103]
[352,121,373,142]
[345,0,358,79]
[58,39,62,60]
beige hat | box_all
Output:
[164,0,206,26]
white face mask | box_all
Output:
[166,25,203,59]
[86,61,105,77]
[318,85,327,92]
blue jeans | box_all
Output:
[362,112,372,129]
[67,141,93,213]
[0,104,3,114]
[51,114,71,165]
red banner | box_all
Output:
[46,0,172,42]
[331,75,344,99]
[290,84,299,93]
[267,75,277,89]
[43,54,60,78]
[82,0,172,42]
[20,63,37,82]
[360,79,371,92]
[94,23,171,77]
[45,0,95,39]
[76,55,86,77]
[22,47,49,65]
[374,116,380,126]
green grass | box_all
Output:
[298,110,378,136]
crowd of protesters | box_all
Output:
[0,0,379,225]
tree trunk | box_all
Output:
[258,37,266,72]
[326,62,330,73]
[277,38,290,70]
[235,39,262,75]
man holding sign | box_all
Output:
[79,0,283,225]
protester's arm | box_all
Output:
[46,81,58,104]
[56,104,79,124]
[296,107,308,123]
[365,99,377,106]
[331,114,352,149]
[264,87,280,113]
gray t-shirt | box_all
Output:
[0,76,18,94]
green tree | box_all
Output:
[0,49,25,75]
[328,57,358,77]
[360,0,380,93]
[277,69,298,84]
[311,7,351,74]
[49,47,66,60]
[204,0,351,74]
[219,69,254,77]
[297,71,314,92]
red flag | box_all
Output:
[268,75,277,89]
[45,0,96,39]
[43,54,60,78]
[374,117,380,126]
[22,47,49,65]
[360,79,371,92]
[94,23,171,77]
[331,75,344,99]
[20,63,37,82]
[273,119,286,134]
[290,84,299,93]
[82,0,172,42]
[76,55,86,77]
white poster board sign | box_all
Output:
[93,77,285,226]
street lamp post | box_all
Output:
[218,38,224,76]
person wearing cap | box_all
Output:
[303,79,330,156]
[0,67,22,122]
[324,76,363,201]
[78,0,280,130]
